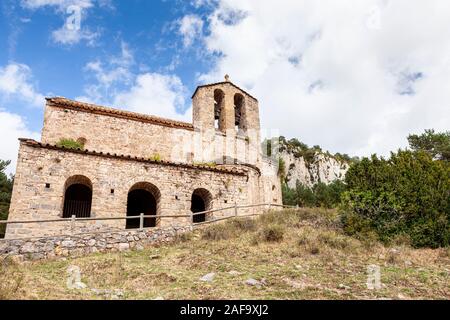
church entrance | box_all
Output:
[126,182,160,229]
[191,188,213,223]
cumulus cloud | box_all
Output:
[0,109,40,175]
[196,0,450,157]
[178,14,204,47]
[21,0,102,46]
[78,42,190,122]
[0,63,45,107]
[51,24,100,46]
[113,73,189,122]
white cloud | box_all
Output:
[77,41,135,103]
[178,14,204,47]
[0,110,40,175]
[21,0,102,46]
[52,26,99,46]
[78,43,190,122]
[21,0,93,11]
[114,73,189,122]
[196,0,450,157]
[0,63,45,107]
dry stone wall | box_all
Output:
[0,225,192,261]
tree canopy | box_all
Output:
[408,129,450,161]
[0,160,13,238]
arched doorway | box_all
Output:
[126,182,161,229]
[191,188,213,223]
[62,175,93,218]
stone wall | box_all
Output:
[6,142,258,238]
[41,97,260,166]
[41,101,196,163]
[6,80,282,240]
[0,225,192,261]
[192,81,261,166]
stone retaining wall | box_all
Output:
[0,225,192,261]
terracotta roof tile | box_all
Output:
[19,138,249,176]
[46,97,194,130]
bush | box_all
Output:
[149,154,162,162]
[282,180,347,209]
[56,138,85,150]
[259,224,284,242]
[202,223,234,241]
[317,231,350,250]
[228,218,257,232]
[0,160,13,238]
[341,150,450,248]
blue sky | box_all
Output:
[1,0,449,174]
[0,0,217,133]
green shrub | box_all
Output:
[56,138,85,150]
[0,160,12,238]
[259,224,284,242]
[317,231,350,250]
[202,223,234,241]
[228,218,257,232]
[149,153,162,162]
[341,150,450,248]
[282,180,347,209]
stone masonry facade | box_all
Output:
[0,226,193,261]
[5,77,282,239]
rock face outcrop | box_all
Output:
[281,151,350,189]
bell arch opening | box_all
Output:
[126,182,161,229]
[191,188,213,223]
[214,89,225,132]
[234,93,244,135]
[62,175,93,218]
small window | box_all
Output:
[111,189,115,194]
[45,183,51,189]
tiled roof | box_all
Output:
[19,138,249,176]
[46,97,194,130]
[191,81,258,101]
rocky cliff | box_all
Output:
[276,137,350,189]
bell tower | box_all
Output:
[191,76,261,166]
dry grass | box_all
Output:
[1,208,449,300]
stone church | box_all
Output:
[5,77,281,239]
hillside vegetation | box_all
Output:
[1,208,449,300]
[281,130,450,249]
[0,160,13,238]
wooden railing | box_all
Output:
[0,203,297,240]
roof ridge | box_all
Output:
[191,81,258,101]
[46,97,194,130]
[19,138,249,176]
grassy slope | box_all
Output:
[1,208,449,300]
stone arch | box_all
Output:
[191,188,213,223]
[126,182,161,229]
[234,93,245,135]
[62,175,93,218]
[214,89,225,132]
